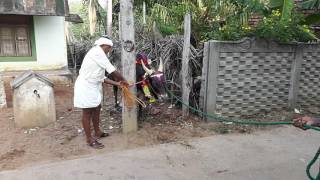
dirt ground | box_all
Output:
[0,83,301,171]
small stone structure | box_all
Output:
[0,75,7,109]
[11,71,56,128]
[200,38,320,117]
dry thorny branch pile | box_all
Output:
[136,36,204,110]
[67,28,204,111]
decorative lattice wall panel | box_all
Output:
[200,38,320,117]
[215,52,293,116]
[298,47,320,108]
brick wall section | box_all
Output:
[200,38,320,117]
[0,76,7,109]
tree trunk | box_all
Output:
[106,0,112,36]
[143,1,146,25]
[88,0,97,35]
[118,14,121,40]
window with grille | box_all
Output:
[0,15,32,57]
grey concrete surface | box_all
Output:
[0,127,319,180]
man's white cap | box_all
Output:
[94,37,113,47]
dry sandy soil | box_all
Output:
[0,83,297,171]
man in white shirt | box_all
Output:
[74,37,128,149]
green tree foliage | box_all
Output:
[203,0,317,42]
[69,0,318,43]
[136,0,270,43]
[69,1,106,40]
[299,0,320,9]
[198,0,268,41]
[255,10,316,42]
[269,0,294,20]
[298,0,320,25]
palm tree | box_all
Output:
[88,0,97,35]
[299,0,320,9]
[298,0,320,25]
[83,0,111,36]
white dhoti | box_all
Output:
[73,45,117,108]
[74,76,103,108]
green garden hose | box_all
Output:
[165,87,320,179]
[166,88,320,131]
[306,147,320,180]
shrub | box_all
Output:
[202,20,253,41]
[254,10,317,43]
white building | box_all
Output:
[0,0,69,71]
[0,0,76,109]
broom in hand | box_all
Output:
[120,81,146,109]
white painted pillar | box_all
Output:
[0,76,7,109]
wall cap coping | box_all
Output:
[207,37,320,45]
